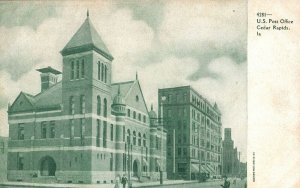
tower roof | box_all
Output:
[61,15,113,60]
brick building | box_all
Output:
[222,128,240,177]
[0,136,8,182]
[7,13,166,184]
[158,86,222,180]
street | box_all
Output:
[135,179,247,188]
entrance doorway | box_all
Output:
[40,156,56,176]
[133,159,140,177]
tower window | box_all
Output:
[81,59,85,78]
[97,96,101,115]
[101,63,104,81]
[103,98,107,117]
[76,60,80,79]
[104,65,107,83]
[110,124,114,141]
[71,61,74,80]
[98,61,101,80]
[138,113,141,121]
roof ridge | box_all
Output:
[111,80,135,85]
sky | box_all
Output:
[0,0,247,162]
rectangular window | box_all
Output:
[110,153,113,171]
[50,121,55,138]
[17,153,24,170]
[183,148,187,156]
[71,61,74,80]
[178,148,182,156]
[41,122,47,139]
[138,113,141,121]
[0,142,4,153]
[143,115,146,123]
[103,121,107,148]
[81,59,85,78]
[80,118,85,145]
[70,119,74,140]
[76,60,80,79]
[110,124,114,141]
[18,123,25,140]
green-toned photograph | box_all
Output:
[0,1,247,188]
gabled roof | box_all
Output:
[9,82,62,114]
[111,81,135,99]
[112,79,149,114]
[61,16,113,60]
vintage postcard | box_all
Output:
[1,0,298,188]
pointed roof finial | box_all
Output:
[136,71,138,80]
[151,104,153,111]
[118,85,121,95]
[87,9,89,17]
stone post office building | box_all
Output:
[7,14,166,184]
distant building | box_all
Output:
[7,13,166,184]
[0,136,8,182]
[158,86,223,180]
[222,128,241,176]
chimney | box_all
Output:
[36,66,61,92]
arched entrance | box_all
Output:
[133,159,140,177]
[40,156,56,176]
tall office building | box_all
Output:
[158,86,222,180]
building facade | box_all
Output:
[158,86,222,180]
[222,128,240,177]
[7,14,166,184]
[0,136,8,182]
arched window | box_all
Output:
[97,96,101,115]
[101,63,104,81]
[76,60,80,79]
[80,95,85,114]
[127,129,131,144]
[104,65,107,83]
[71,61,74,80]
[133,131,136,145]
[133,111,136,119]
[104,98,107,117]
[138,132,141,146]
[97,61,101,80]
[69,96,74,115]
[143,134,146,147]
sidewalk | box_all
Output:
[0,180,196,188]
